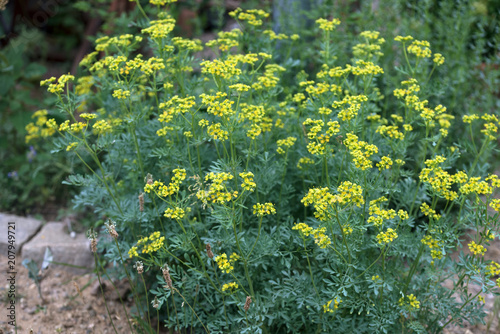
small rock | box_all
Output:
[26,307,37,315]
[0,213,42,254]
[90,280,105,296]
[22,222,94,274]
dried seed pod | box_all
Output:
[206,243,214,259]
[105,219,119,239]
[138,193,144,212]
[162,265,173,290]
[135,261,144,274]
[90,238,97,253]
[244,296,252,311]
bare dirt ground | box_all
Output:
[0,254,134,334]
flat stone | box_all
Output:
[22,222,94,274]
[0,213,42,255]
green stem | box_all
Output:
[141,273,152,330]
[94,253,119,334]
[303,237,320,299]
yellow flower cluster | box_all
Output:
[239,172,256,192]
[80,113,97,120]
[349,60,384,76]
[394,35,414,43]
[332,95,368,122]
[337,181,364,207]
[252,64,286,90]
[490,199,500,212]
[150,0,177,5]
[300,188,336,220]
[367,197,397,227]
[344,133,378,170]
[292,223,331,249]
[206,29,241,52]
[399,294,420,310]
[66,142,79,151]
[215,253,239,274]
[93,120,112,135]
[75,76,94,101]
[197,172,238,205]
[420,203,441,220]
[376,156,393,171]
[302,118,340,155]
[229,83,251,93]
[323,297,341,313]
[159,95,196,124]
[263,29,289,40]
[460,176,492,196]
[112,89,131,99]
[463,114,479,124]
[353,30,385,58]
[276,137,297,154]
[468,241,486,256]
[297,157,314,169]
[419,155,460,201]
[253,203,276,217]
[207,123,229,141]
[79,51,98,68]
[128,231,165,258]
[95,35,142,52]
[229,8,269,26]
[221,282,238,293]
[486,261,500,277]
[421,235,444,261]
[144,169,186,197]
[376,228,398,245]
[200,92,234,117]
[316,18,341,31]
[171,36,202,52]
[376,125,404,140]
[433,53,445,66]
[292,223,313,236]
[40,74,75,94]
[407,40,431,58]
[200,57,241,80]
[480,114,499,141]
[238,103,269,139]
[164,207,185,220]
[142,18,176,39]
[301,182,364,220]
[25,110,56,143]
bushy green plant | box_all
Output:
[37,1,500,333]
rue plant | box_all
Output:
[31,2,500,333]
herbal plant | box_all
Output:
[33,1,500,333]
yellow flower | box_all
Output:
[376,228,398,245]
[433,53,445,66]
[164,207,185,220]
[66,142,79,151]
[93,120,112,135]
[80,113,97,120]
[468,241,486,256]
[316,18,341,31]
[215,253,234,274]
[239,172,256,192]
[323,297,341,313]
[292,223,313,236]
[221,282,238,293]
[253,203,276,217]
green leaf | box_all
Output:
[23,63,47,80]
